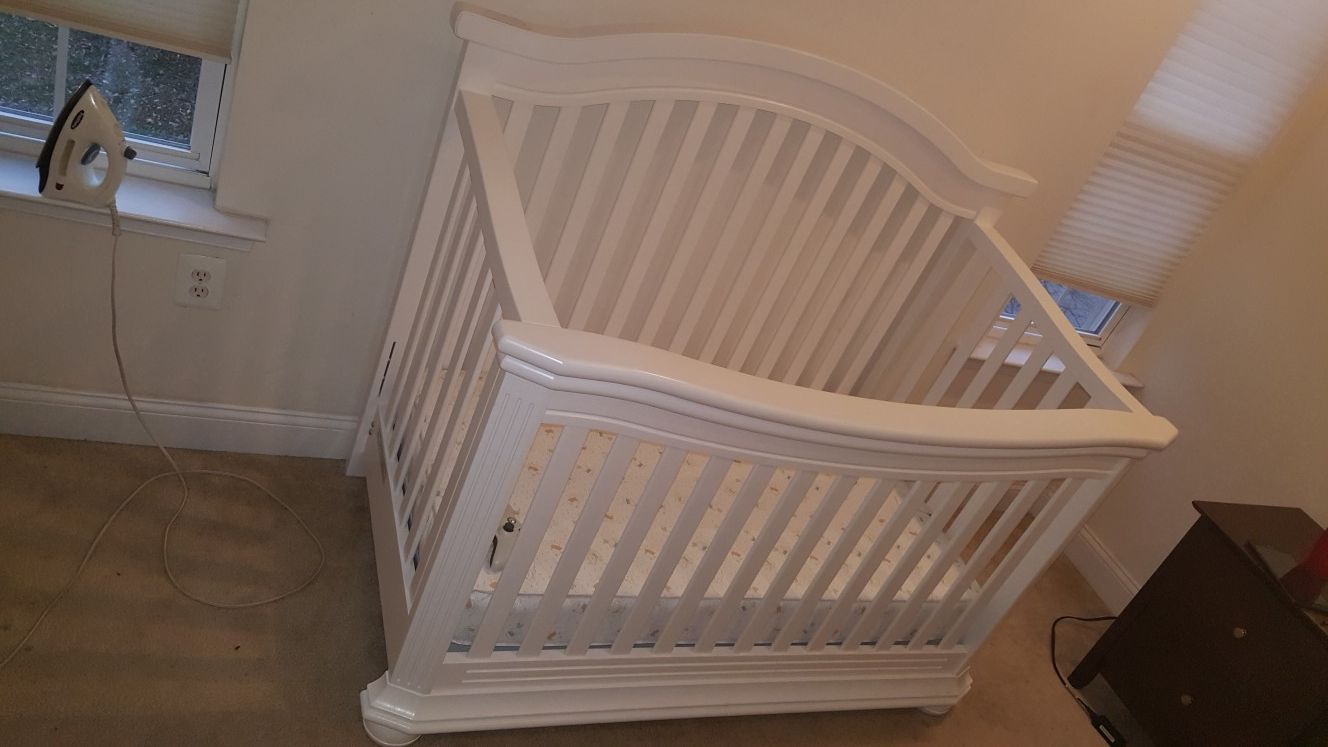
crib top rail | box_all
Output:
[451,4,1035,218]
[495,320,1177,455]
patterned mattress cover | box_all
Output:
[452,427,977,649]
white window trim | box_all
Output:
[0,19,227,189]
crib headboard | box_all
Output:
[439,9,1071,397]
[451,6,1037,217]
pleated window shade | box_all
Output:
[1036,0,1328,307]
[0,0,241,60]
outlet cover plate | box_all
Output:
[175,254,227,309]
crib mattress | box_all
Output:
[452,427,976,649]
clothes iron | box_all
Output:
[35,79,137,207]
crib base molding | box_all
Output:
[361,653,972,739]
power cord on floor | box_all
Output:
[1050,614,1124,745]
[0,203,325,672]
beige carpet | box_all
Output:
[0,433,1114,746]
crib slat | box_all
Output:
[517,435,639,657]
[877,480,1010,650]
[611,457,731,654]
[694,470,818,653]
[837,211,956,394]
[785,174,906,385]
[568,100,677,331]
[808,196,929,391]
[544,102,630,306]
[639,107,759,346]
[467,426,589,659]
[957,313,1033,408]
[502,101,533,164]
[994,341,1054,409]
[670,116,792,355]
[807,480,934,650]
[387,185,475,451]
[911,479,1048,648]
[869,250,991,402]
[730,139,855,371]
[409,290,500,523]
[1038,370,1079,409]
[400,291,499,559]
[774,479,894,650]
[916,286,1011,406]
[842,481,972,650]
[403,338,501,582]
[603,102,721,338]
[759,158,882,380]
[396,244,489,498]
[699,127,826,366]
[523,105,580,245]
[734,474,858,652]
[391,210,484,489]
[385,168,471,428]
[940,479,1084,648]
[653,463,775,653]
[565,447,687,656]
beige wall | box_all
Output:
[0,1,1194,421]
[1085,77,1328,584]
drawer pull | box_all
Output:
[1180,694,1194,707]
[1232,626,1247,639]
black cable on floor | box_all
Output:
[1050,614,1123,745]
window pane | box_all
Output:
[66,28,201,148]
[0,13,57,117]
[1004,280,1121,336]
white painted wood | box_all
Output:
[670,116,792,355]
[0,380,357,459]
[695,470,817,652]
[638,107,758,346]
[653,463,776,653]
[565,447,687,656]
[735,474,858,651]
[604,102,720,338]
[468,425,588,658]
[354,11,1176,739]
[455,90,559,327]
[518,435,639,655]
[568,100,677,331]
[612,457,731,654]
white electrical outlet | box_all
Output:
[175,254,227,309]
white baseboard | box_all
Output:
[1063,525,1140,614]
[0,381,358,460]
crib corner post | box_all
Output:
[385,369,550,695]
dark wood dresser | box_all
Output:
[1069,501,1328,745]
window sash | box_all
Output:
[0,26,225,187]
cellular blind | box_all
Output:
[1035,0,1328,306]
[0,0,242,61]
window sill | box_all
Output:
[971,336,1143,390]
[0,150,266,251]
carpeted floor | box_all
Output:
[0,433,1117,746]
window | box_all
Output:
[0,10,225,186]
[1004,280,1122,341]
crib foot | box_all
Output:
[363,719,420,746]
[918,704,953,717]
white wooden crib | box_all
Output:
[348,8,1177,744]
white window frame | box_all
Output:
[0,19,226,189]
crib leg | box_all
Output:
[363,719,420,746]
[918,704,953,717]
